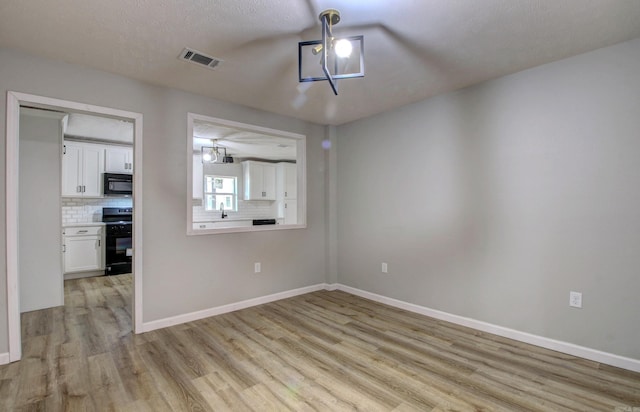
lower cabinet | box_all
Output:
[63,226,104,273]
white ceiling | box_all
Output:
[2,1,640,125]
[193,121,297,161]
[65,113,133,143]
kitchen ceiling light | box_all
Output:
[222,147,234,163]
[202,146,233,163]
[298,9,364,95]
[201,146,218,163]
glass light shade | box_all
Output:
[334,39,353,58]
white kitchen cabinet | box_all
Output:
[276,162,297,224]
[280,199,297,225]
[62,141,104,197]
[63,226,104,273]
[276,162,297,199]
[105,145,134,173]
[242,161,276,200]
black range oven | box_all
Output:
[102,207,132,275]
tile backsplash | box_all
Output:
[62,197,133,225]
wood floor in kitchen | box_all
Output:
[1,274,639,411]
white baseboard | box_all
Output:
[334,284,640,373]
[64,270,105,280]
[141,283,329,333]
[139,281,640,373]
[0,352,9,365]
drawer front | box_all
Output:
[64,226,103,236]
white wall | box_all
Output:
[5,37,640,363]
[336,38,640,360]
[0,47,327,354]
[18,109,64,312]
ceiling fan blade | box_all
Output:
[333,22,452,73]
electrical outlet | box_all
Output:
[381,262,388,273]
[569,291,582,308]
[254,262,261,273]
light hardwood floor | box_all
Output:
[1,274,639,411]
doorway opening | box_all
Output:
[5,91,143,362]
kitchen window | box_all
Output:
[204,175,237,212]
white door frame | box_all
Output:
[5,91,144,362]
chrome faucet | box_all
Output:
[220,203,228,219]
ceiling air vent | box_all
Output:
[178,48,223,70]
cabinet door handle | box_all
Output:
[63,145,66,155]
[98,239,101,247]
[285,191,287,197]
[62,245,66,253]
[77,230,88,233]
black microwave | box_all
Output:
[104,173,133,196]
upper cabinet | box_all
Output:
[105,146,133,173]
[242,161,276,200]
[62,140,134,197]
[61,141,104,197]
[276,162,297,200]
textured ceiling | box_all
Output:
[2,1,640,125]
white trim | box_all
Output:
[185,112,307,236]
[0,352,9,365]
[4,91,144,363]
[141,283,328,332]
[132,113,143,334]
[5,92,20,361]
[334,284,640,373]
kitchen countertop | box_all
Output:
[63,222,106,228]
[193,218,276,224]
